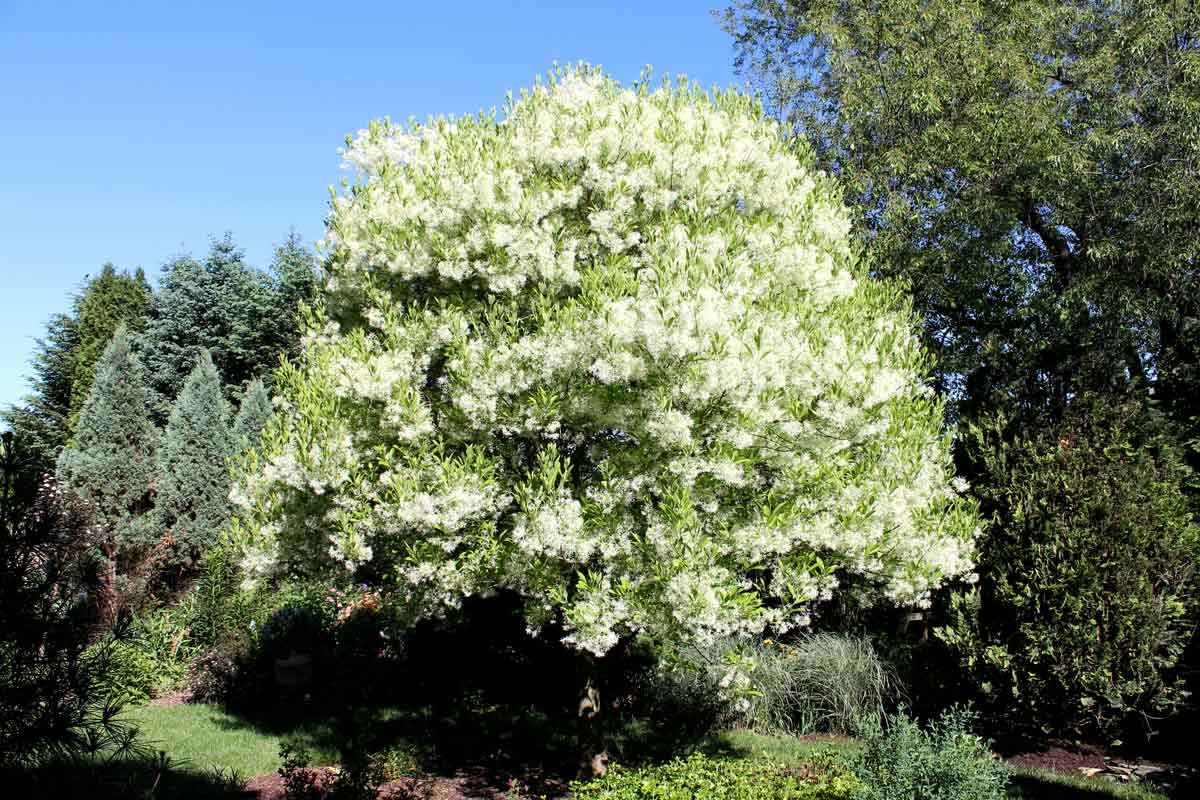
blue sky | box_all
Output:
[0,0,740,411]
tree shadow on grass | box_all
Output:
[4,754,246,800]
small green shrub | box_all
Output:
[91,639,160,705]
[848,708,1008,800]
[570,753,859,800]
[278,743,387,800]
[177,545,271,650]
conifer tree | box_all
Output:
[155,351,234,572]
[233,377,273,452]
[69,264,153,421]
[56,325,158,623]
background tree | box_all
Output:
[56,325,158,624]
[1,313,79,515]
[233,377,273,452]
[721,0,1200,429]
[68,264,153,423]
[3,264,150,512]
[140,233,321,409]
[155,351,235,579]
[266,231,322,365]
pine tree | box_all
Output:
[55,325,158,624]
[155,351,234,572]
[268,231,321,362]
[140,235,289,409]
[2,312,80,513]
[233,377,273,451]
[69,264,153,421]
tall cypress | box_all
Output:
[56,325,158,623]
[154,351,234,573]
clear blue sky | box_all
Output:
[0,0,740,411]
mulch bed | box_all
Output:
[243,766,568,800]
[1004,740,1196,794]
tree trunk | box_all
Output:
[90,541,119,639]
[577,663,608,779]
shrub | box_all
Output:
[90,639,160,705]
[177,545,266,650]
[0,471,143,767]
[940,396,1200,738]
[666,634,899,736]
[183,630,257,706]
[570,752,859,800]
[849,708,1008,800]
[260,602,327,659]
[278,743,387,800]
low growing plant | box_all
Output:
[849,708,1008,800]
[571,752,859,800]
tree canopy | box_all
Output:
[722,0,1200,427]
[231,68,979,660]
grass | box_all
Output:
[127,702,347,776]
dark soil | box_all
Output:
[243,766,568,800]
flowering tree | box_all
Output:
[232,67,978,663]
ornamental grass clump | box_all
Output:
[231,65,979,668]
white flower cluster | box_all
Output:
[231,66,979,657]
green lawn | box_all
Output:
[126,704,1174,800]
[128,702,344,777]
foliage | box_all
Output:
[154,351,235,574]
[179,545,259,650]
[0,470,141,768]
[269,231,324,363]
[183,630,258,706]
[721,0,1200,429]
[848,708,1008,800]
[278,743,388,800]
[232,66,979,667]
[2,312,81,515]
[571,752,859,800]
[139,234,319,409]
[56,325,158,565]
[3,264,151,515]
[89,638,160,705]
[743,634,897,735]
[234,377,275,452]
[260,601,328,659]
[938,396,1199,738]
[68,263,153,422]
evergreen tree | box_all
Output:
[267,231,321,362]
[69,264,153,421]
[2,312,79,513]
[154,351,234,573]
[140,234,309,409]
[56,325,158,623]
[3,264,153,506]
[233,377,273,451]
